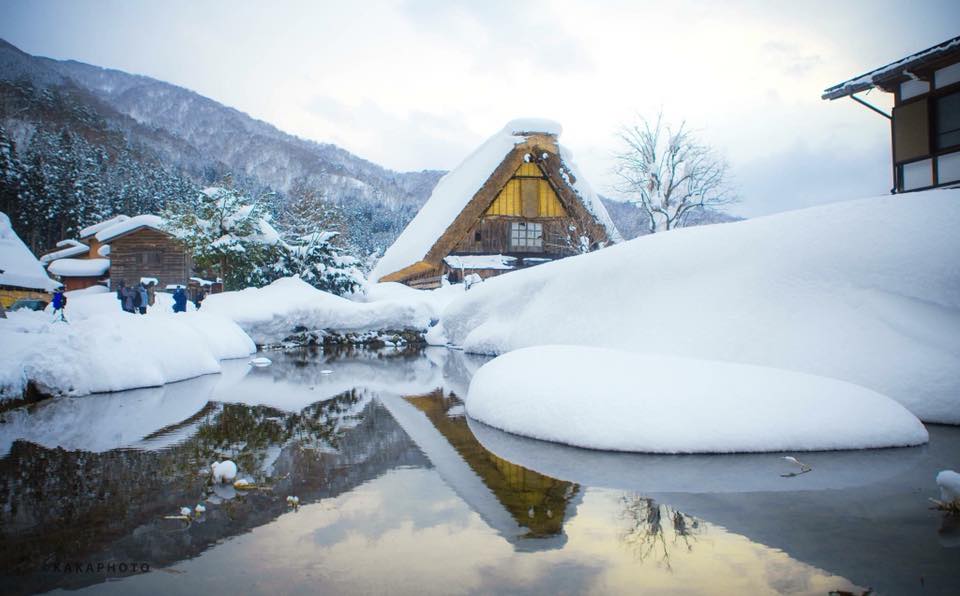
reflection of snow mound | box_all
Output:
[0,373,219,456]
[468,417,924,494]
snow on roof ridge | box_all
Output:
[47,257,110,277]
[504,118,562,136]
[40,239,90,263]
[95,214,165,243]
[79,214,130,239]
[0,211,61,291]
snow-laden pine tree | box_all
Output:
[614,113,736,233]
[277,190,364,295]
[163,184,287,290]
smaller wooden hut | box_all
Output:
[94,215,192,290]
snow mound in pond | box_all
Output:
[465,346,929,454]
[0,309,255,403]
[201,276,434,345]
[442,189,960,424]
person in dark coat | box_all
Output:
[136,283,149,315]
[172,286,188,313]
[193,289,205,310]
[117,281,136,313]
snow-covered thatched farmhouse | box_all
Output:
[370,119,622,288]
[41,214,193,292]
[0,211,61,307]
[823,35,960,192]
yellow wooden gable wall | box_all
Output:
[485,162,567,217]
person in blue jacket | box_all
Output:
[172,286,188,313]
[51,288,68,323]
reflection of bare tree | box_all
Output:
[618,494,702,571]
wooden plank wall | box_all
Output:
[108,229,192,288]
[451,216,580,256]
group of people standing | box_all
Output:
[115,280,203,314]
[116,281,152,314]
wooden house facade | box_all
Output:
[371,120,621,288]
[100,225,192,290]
[823,36,960,192]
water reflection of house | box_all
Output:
[381,389,581,549]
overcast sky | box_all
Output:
[2,0,958,216]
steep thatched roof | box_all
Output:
[371,119,620,283]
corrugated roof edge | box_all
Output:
[822,35,960,100]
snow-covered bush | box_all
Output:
[163,185,286,290]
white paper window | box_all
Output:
[935,62,960,89]
[902,159,933,190]
[937,151,960,184]
[510,221,543,251]
[900,79,930,101]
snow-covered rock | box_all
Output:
[201,276,434,345]
[441,190,960,424]
[937,470,960,502]
[211,460,238,484]
[465,345,929,453]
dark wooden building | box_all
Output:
[94,215,192,289]
[823,36,960,192]
[370,119,621,288]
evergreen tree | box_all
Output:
[163,183,286,290]
[277,189,364,295]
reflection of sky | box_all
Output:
[3,1,959,216]
[83,469,861,595]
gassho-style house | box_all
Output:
[823,35,960,192]
[369,119,622,289]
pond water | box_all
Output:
[1,347,958,595]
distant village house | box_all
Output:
[370,119,621,289]
[0,211,60,307]
[823,35,960,192]
[41,214,194,293]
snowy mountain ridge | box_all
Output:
[0,38,443,252]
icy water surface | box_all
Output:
[0,347,958,595]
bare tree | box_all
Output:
[614,113,736,234]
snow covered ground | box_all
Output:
[0,298,254,404]
[201,276,443,345]
[466,346,929,453]
[440,190,960,424]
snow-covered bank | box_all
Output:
[441,190,960,424]
[466,346,929,453]
[0,309,254,405]
[201,277,437,345]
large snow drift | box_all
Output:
[441,190,960,424]
[201,276,435,345]
[0,307,254,403]
[466,346,928,453]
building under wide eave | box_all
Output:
[823,35,960,193]
[370,119,622,289]
[0,211,61,307]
